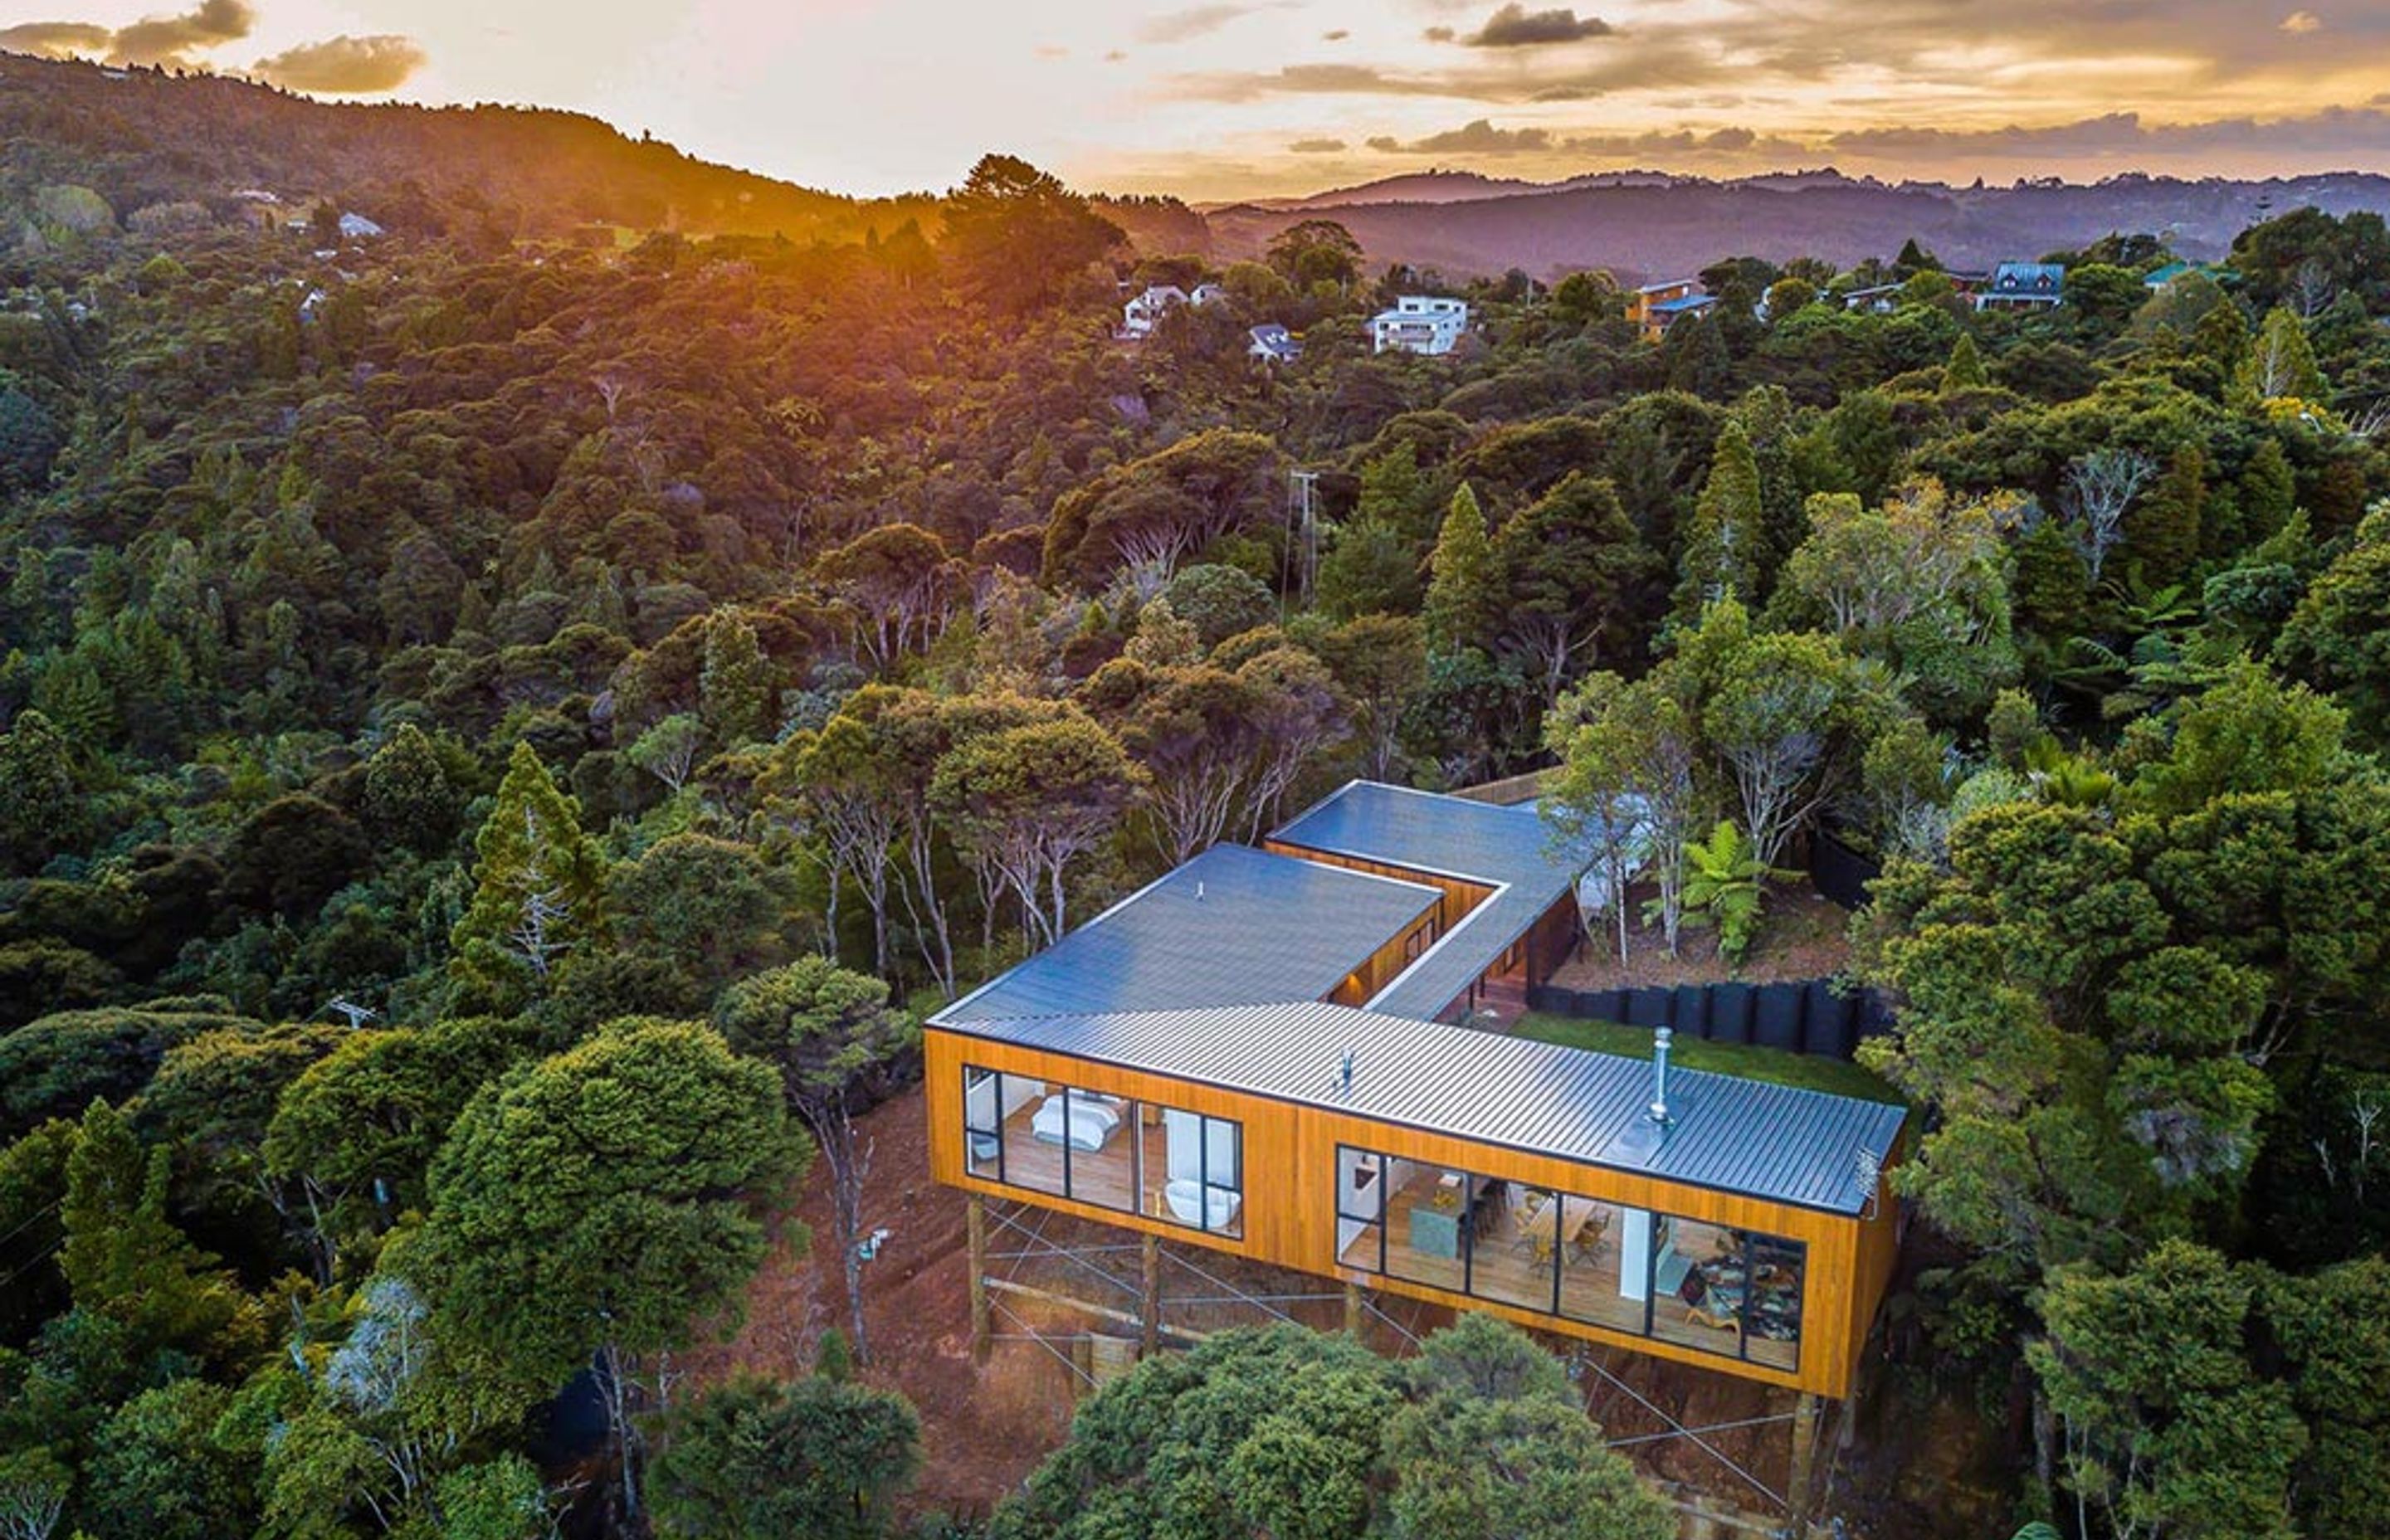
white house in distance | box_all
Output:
[1974,261,2065,312]
[1249,324,1300,365]
[1121,280,1232,340]
[1121,285,1188,339]
[1370,295,1469,355]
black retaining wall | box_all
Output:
[1807,826,1884,912]
[1525,977,1895,1062]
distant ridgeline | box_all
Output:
[0,50,924,246]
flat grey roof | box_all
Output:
[939,844,1438,1025]
[934,1001,1905,1216]
[1271,781,1581,1021]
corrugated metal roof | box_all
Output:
[934,1001,1905,1215]
[1270,782,1583,1020]
[940,844,1438,1024]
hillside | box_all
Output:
[0,50,912,243]
[2,51,2389,1540]
[1207,168,2390,281]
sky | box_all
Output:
[5,0,2390,199]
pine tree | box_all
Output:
[1422,484,1495,656]
[1355,440,1439,543]
[2125,444,2207,585]
[0,708,81,875]
[2193,299,2250,379]
[1674,419,1764,620]
[450,743,612,1009]
[60,1100,251,1367]
[2237,307,2327,402]
[700,612,776,748]
[2234,438,2299,551]
[1942,332,1986,391]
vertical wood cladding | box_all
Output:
[925,1026,1893,1399]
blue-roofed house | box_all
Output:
[924,780,1907,1401]
[1632,279,1716,341]
[1248,323,1301,365]
[1974,261,2066,311]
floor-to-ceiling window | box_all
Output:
[1333,1143,1804,1372]
[961,1065,1242,1238]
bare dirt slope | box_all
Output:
[688,1084,2002,1535]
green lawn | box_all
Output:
[1510,1012,1906,1105]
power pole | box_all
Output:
[1288,469,1320,602]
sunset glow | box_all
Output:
[7,0,2390,198]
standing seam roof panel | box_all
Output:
[934,1001,1905,1214]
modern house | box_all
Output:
[2142,261,2224,290]
[1838,282,1904,314]
[924,782,1908,1400]
[1973,261,2065,311]
[1249,324,1302,365]
[1120,285,1189,339]
[1631,280,1716,342]
[1190,281,1227,307]
[1370,295,1470,355]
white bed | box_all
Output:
[1031,1094,1122,1153]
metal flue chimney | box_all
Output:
[1648,1026,1674,1126]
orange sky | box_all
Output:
[7,0,2390,197]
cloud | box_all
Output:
[251,33,426,93]
[109,0,251,65]
[1165,61,1472,101]
[1289,137,1348,152]
[1563,124,1806,160]
[1138,4,1258,44]
[2279,10,2322,33]
[1423,27,1456,41]
[1322,28,1349,41]
[1822,105,2390,163]
[1378,118,1557,154]
[1461,5,1612,47]
[0,1,255,66]
[0,20,115,56]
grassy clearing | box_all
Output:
[1510,1011,1906,1104]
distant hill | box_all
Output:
[0,50,918,244]
[1206,168,2390,282]
[8,51,2388,282]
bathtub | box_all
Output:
[1163,1179,1241,1230]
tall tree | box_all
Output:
[2236,306,2327,402]
[1673,419,1764,619]
[715,958,918,1366]
[930,713,1142,946]
[698,612,776,748]
[647,1374,920,1540]
[404,1021,806,1522]
[2031,1242,2303,1540]
[1546,672,1702,959]
[1494,473,1652,707]
[448,744,611,1011]
[939,154,1123,314]
[0,710,84,877]
[60,1100,255,1375]
[1422,484,1495,658]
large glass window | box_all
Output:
[1334,1144,1802,1372]
[960,1065,1241,1238]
